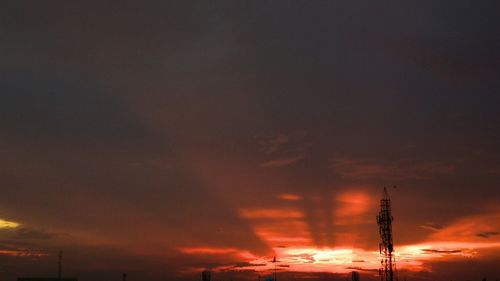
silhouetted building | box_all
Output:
[18,279,77,281]
[264,276,274,281]
[202,270,211,281]
[351,271,360,281]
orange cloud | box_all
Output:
[428,208,500,243]
[181,196,500,277]
[0,250,46,257]
[253,220,313,247]
[179,247,239,255]
[278,194,302,201]
[239,208,305,219]
[334,191,373,225]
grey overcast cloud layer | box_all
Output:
[1,1,500,281]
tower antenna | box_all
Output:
[377,187,398,281]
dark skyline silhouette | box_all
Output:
[1,1,499,281]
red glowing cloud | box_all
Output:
[334,191,374,225]
[179,192,500,277]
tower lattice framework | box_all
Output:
[377,187,398,281]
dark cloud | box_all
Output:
[329,158,456,180]
[232,262,267,269]
[0,68,161,151]
[0,1,499,281]
[260,154,309,168]
[15,228,56,240]
[476,232,500,239]
[0,227,56,247]
[344,267,378,273]
[415,253,500,281]
[422,249,462,254]
[419,222,444,232]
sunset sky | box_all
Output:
[1,1,500,281]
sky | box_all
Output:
[1,1,500,281]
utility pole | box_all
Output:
[272,256,277,281]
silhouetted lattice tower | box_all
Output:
[377,187,398,281]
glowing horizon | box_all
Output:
[178,191,500,277]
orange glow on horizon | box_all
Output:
[0,250,47,257]
[179,193,500,276]
[182,241,500,275]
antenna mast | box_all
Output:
[377,187,397,281]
